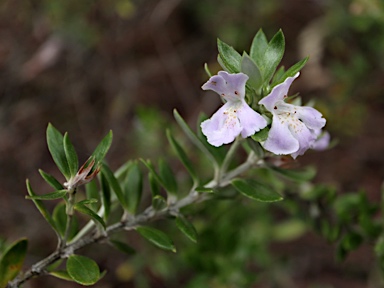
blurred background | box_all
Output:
[0,0,383,287]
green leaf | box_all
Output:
[47,123,70,180]
[231,179,283,202]
[195,186,214,193]
[63,132,79,178]
[136,226,176,252]
[74,203,106,229]
[250,29,268,67]
[263,30,285,83]
[123,162,143,214]
[251,126,270,142]
[101,164,127,210]
[241,53,263,91]
[271,166,316,182]
[100,173,111,221]
[271,65,286,85]
[53,203,78,239]
[217,38,241,73]
[39,169,64,191]
[173,109,218,167]
[272,220,307,241]
[152,195,167,211]
[49,270,73,281]
[275,57,308,86]
[148,171,160,197]
[166,129,198,183]
[175,216,198,243]
[85,180,100,212]
[91,130,113,167]
[110,240,135,255]
[66,255,100,286]
[158,158,177,195]
[26,190,67,200]
[26,179,58,233]
[0,238,28,287]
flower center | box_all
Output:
[274,101,305,135]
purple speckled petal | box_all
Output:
[201,103,242,147]
[202,71,248,102]
[262,116,299,155]
[258,72,300,111]
[289,123,317,159]
[296,106,326,131]
[237,101,268,138]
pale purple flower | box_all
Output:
[258,72,326,158]
[311,130,331,151]
[201,71,267,147]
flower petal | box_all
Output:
[201,103,242,147]
[262,116,299,155]
[311,131,330,151]
[259,72,300,111]
[202,71,248,101]
[237,101,267,137]
[296,106,326,130]
[290,123,317,159]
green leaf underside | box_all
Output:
[110,240,135,255]
[166,129,198,183]
[49,270,73,281]
[39,169,64,190]
[136,226,176,252]
[195,187,214,193]
[53,203,78,240]
[271,166,316,182]
[251,126,270,142]
[241,53,263,91]
[100,172,111,220]
[47,124,70,180]
[176,216,198,243]
[26,190,67,200]
[124,162,143,214]
[63,132,79,178]
[26,180,58,232]
[66,255,100,286]
[74,203,106,229]
[0,238,28,287]
[231,179,283,202]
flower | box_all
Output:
[258,72,326,158]
[311,130,331,151]
[201,71,267,147]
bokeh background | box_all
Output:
[0,0,383,287]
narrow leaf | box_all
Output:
[123,162,143,214]
[176,216,198,243]
[0,238,28,287]
[250,29,268,67]
[66,255,100,286]
[100,173,111,220]
[251,126,270,142]
[152,195,167,211]
[217,38,241,73]
[74,203,106,229]
[85,180,100,212]
[49,270,73,281]
[275,57,308,86]
[136,226,176,252]
[26,179,58,232]
[231,179,283,202]
[101,164,127,210]
[271,166,316,182]
[63,132,79,177]
[166,129,197,183]
[110,240,135,255]
[263,29,285,83]
[47,123,70,180]
[173,109,217,167]
[91,130,113,166]
[158,158,177,195]
[241,53,263,91]
[39,169,64,190]
[195,186,214,193]
[26,190,67,201]
[53,203,78,239]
